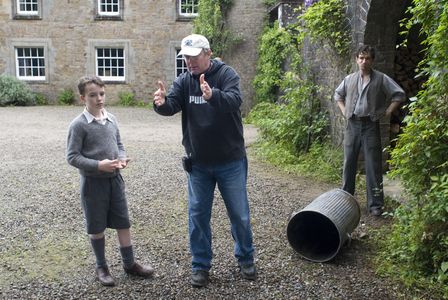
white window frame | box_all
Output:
[88,40,129,83]
[95,47,126,82]
[175,49,188,77]
[17,0,39,15]
[15,46,46,81]
[13,0,42,19]
[178,0,199,18]
[97,0,120,17]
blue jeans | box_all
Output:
[187,157,255,271]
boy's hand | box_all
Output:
[154,81,166,107]
[98,159,121,173]
[118,158,131,169]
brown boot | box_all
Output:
[96,266,115,286]
[124,262,154,278]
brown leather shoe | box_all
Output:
[124,262,154,278]
[96,266,115,286]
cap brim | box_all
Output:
[178,47,203,57]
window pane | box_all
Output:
[17,0,39,15]
[98,0,119,15]
[179,0,198,16]
[175,49,188,77]
[96,47,125,80]
[16,46,45,80]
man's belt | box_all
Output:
[351,114,371,121]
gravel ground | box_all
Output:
[0,106,409,299]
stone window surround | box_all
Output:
[175,48,188,78]
[165,41,182,83]
[12,0,42,20]
[87,40,130,83]
[94,0,124,21]
[176,0,198,21]
[10,39,49,83]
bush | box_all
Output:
[248,72,327,155]
[0,75,36,106]
[118,91,137,106]
[58,88,76,105]
[34,93,49,105]
[377,1,448,297]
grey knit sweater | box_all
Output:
[66,112,125,178]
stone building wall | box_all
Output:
[0,0,265,109]
[0,0,193,103]
[222,0,267,115]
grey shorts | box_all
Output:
[80,174,130,234]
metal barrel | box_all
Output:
[286,188,361,262]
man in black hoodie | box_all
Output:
[153,34,256,288]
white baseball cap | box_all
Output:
[178,34,210,57]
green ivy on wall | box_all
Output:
[252,22,299,104]
[192,0,239,58]
[298,0,350,57]
[247,0,352,182]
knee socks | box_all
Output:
[90,236,107,268]
[119,245,135,269]
[90,237,135,269]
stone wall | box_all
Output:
[1,0,193,104]
[225,0,267,115]
[0,0,266,109]
[302,0,411,151]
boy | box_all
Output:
[67,75,154,286]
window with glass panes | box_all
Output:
[17,0,38,15]
[176,49,188,77]
[96,48,125,81]
[15,47,45,80]
[98,0,119,16]
[179,0,198,17]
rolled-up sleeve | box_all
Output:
[334,80,346,102]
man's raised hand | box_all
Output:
[200,74,212,101]
[153,80,166,107]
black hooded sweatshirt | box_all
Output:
[154,59,246,164]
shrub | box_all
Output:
[0,75,36,106]
[58,88,76,105]
[34,93,49,105]
[118,91,137,106]
[377,0,448,297]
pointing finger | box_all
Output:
[199,74,205,85]
[157,80,166,92]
